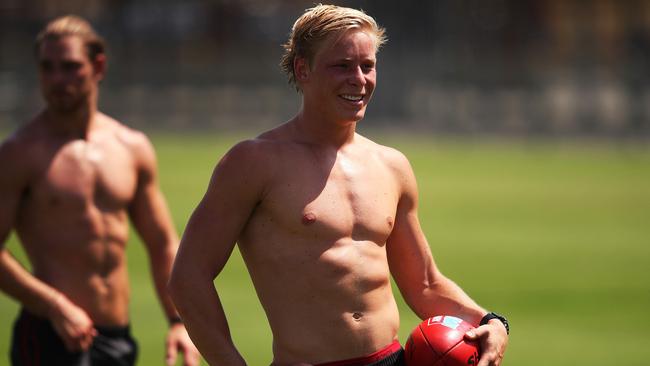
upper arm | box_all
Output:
[173,140,271,280]
[127,132,177,248]
[0,137,30,247]
[385,150,441,301]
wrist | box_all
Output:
[168,315,183,327]
[480,311,509,335]
[45,291,65,318]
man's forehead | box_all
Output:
[317,29,377,53]
[38,35,87,60]
[316,29,377,60]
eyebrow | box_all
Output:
[331,57,376,63]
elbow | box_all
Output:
[167,261,212,304]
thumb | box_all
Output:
[464,327,483,341]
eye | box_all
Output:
[62,61,82,73]
[362,63,375,72]
[39,61,53,73]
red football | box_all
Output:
[404,315,480,366]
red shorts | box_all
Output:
[315,341,404,366]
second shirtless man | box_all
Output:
[0,15,199,366]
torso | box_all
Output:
[13,113,142,326]
[238,131,404,364]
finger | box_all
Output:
[79,336,92,351]
[166,340,178,366]
[185,347,201,366]
[476,355,490,366]
[178,340,198,366]
[71,329,91,351]
[464,329,478,340]
[476,351,499,366]
[180,346,197,366]
[465,327,488,341]
[78,327,96,351]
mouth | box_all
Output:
[50,89,72,97]
[339,94,364,103]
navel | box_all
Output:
[352,312,363,321]
[302,212,317,225]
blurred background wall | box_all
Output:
[1,0,649,138]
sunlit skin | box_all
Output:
[0,35,199,365]
[170,28,508,366]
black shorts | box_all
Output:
[10,309,138,366]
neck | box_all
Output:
[293,106,358,148]
[44,97,98,139]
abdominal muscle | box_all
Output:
[240,236,401,365]
[16,209,132,326]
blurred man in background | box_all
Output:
[170,4,508,366]
[0,15,199,366]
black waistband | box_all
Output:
[19,309,131,338]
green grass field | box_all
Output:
[1,132,649,365]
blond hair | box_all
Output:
[280,4,387,90]
[35,15,105,61]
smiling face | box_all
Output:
[297,29,377,125]
[37,35,104,114]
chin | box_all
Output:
[351,110,367,122]
[46,96,83,113]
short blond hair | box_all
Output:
[35,15,106,61]
[280,4,387,90]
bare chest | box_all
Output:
[28,140,137,211]
[255,156,399,244]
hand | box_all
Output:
[47,294,97,352]
[166,323,201,366]
[464,319,508,366]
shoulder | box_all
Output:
[100,114,157,167]
[358,134,414,177]
[216,137,281,175]
[356,134,417,197]
[198,138,277,203]
[210,132,300,195]
[0,131,25,170]
[102,114,153,150]
[0,117,46,169]
[220,122,305,169]
[0,118,46,186]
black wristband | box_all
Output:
[168,316,183,326]
[480,312,509,335]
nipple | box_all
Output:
[302,212,317,225]
[386,216,394,228]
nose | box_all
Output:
[348,65,366,87]
[42,66,66,85]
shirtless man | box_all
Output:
[169,5,508,366]
[0,15,199,366]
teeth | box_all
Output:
[341,94,363,101]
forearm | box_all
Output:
[407,274,486,325]
[0,249,63,317]
[148,242,182,321]
[169,272,245,365]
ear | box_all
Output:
[294,56,310,83]
[92,54,107,82]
